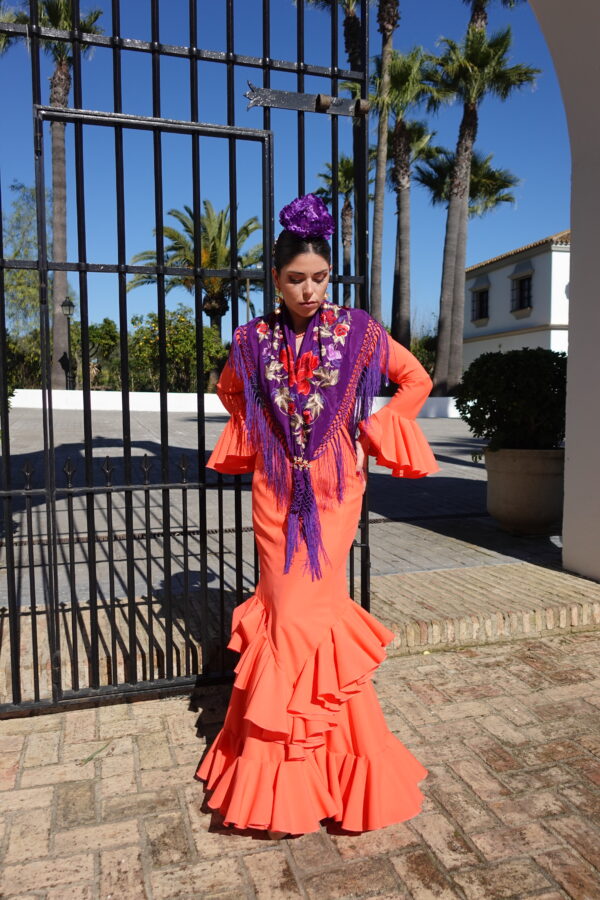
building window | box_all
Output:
[471,289,489,321]
[511,275,532,311]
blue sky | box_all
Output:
[0,0,570,341]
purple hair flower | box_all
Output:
[279,193,335,240]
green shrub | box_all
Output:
[410,333,436,378]
[453,348,567,451]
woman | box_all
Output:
[197,194,439,837]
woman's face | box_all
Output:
[272,251,331,323]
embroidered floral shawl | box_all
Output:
[230,301,388,579]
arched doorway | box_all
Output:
[530,1,600,581]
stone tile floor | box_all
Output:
[2,631,600,899]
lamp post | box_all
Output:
[61,297,75,389]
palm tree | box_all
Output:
[380,47,441,347]
[432,0,528,392]
[370,0,400,324]
[425,27,537,394]
[464,0,527,32]
[316,156,357,306]
[387,119,439,348]
[307,1,370,309]
[416,147,518,214]
[0,2,17,54]
[306,0,363,70]
[128,201,262,337]
[13,1,103,388]
[416,148,519,384]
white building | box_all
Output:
[463,229,570,370]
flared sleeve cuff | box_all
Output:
[359,406,440,478]
[207,416,256,474]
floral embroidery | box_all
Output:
[320,307,337,326]
[255,301,352,450]
[279,346,296,385]
[295,352,320,395]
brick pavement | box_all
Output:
[2,631,600,899]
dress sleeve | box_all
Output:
[358,334,439,478]
[206,357,257,474]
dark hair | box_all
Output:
[273,229,331,272]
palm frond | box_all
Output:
[128,202,263,312]
[415,146,519,217]
[426,26,538,108]
[0,2,18,55]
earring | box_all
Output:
[274,292,282,314]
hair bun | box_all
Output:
[279,193,335,240]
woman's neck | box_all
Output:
[283,305,310,336]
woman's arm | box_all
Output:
[357,334,439,478]
[206,356,257,473]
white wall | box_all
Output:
[463,328,553,370]
[11,389,459,418]
[531,0,600,581]
[550,246,570,325]
[464,248,552,342]
[550,330,569,354]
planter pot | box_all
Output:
[484,448,565,535]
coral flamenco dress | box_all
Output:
[196,303,439,834]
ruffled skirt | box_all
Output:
[197,435,428,834]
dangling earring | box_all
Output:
[274,289,282,314]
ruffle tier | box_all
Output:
[207,415,256,474]
[196,594,428,834]
[359,405,440,478]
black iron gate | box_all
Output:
[0,0,371,715]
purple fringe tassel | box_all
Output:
[285,467,328,580]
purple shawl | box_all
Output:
[230,301,388,579]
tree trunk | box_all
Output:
[390,123,411,348]
[352,124,364,310]
[343,8,362,70]
[447,198,469,391]
[432,103,477,396]
[344,6,367,311]
[50,59,71,389]
[391,185,411,347]
[469,0,488,31]
[209,312,222,339]
[370,24,395,323]
[341,194,353,306]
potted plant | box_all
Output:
[454,348,567,534]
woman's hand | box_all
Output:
[355,438,365,474]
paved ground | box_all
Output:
[2,631,600,899]
[2,411,558,609]
[4,411,598,711]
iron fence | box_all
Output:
[0,0,371,715]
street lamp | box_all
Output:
[61,297,75,390]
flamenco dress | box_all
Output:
[196,307,439,834]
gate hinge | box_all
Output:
[244,82,369,117]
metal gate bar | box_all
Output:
[0,0,370,715]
